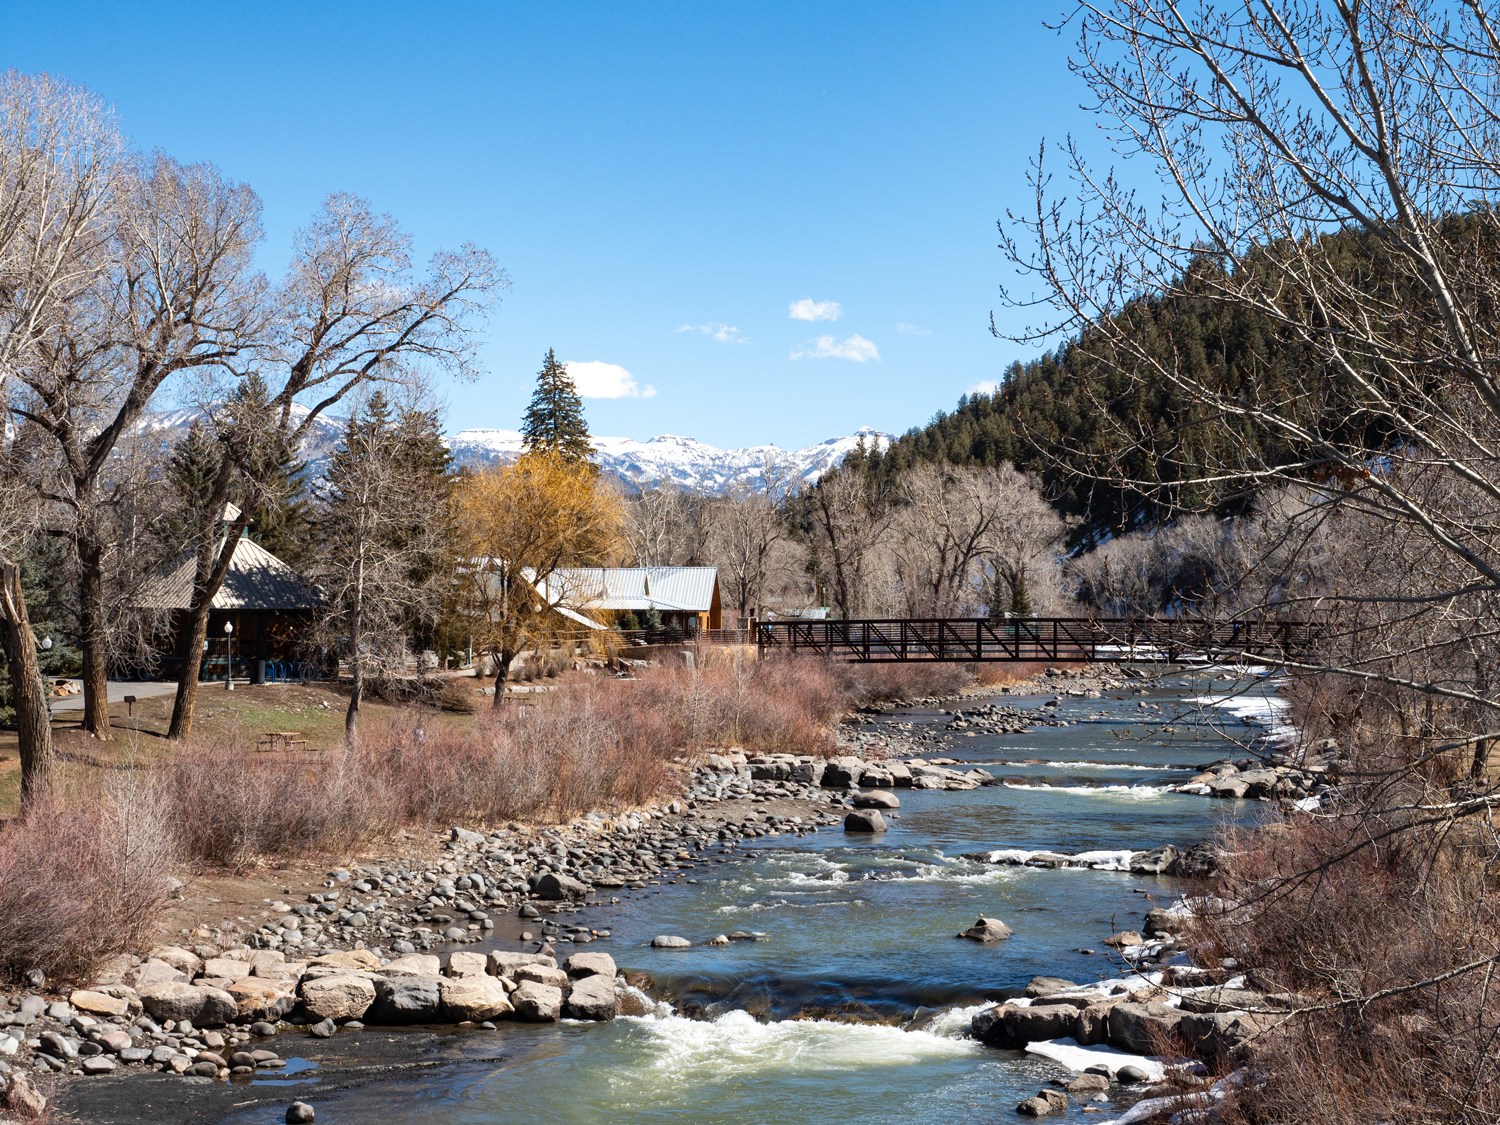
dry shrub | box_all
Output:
[0,780,178,984]
[969,660,1053,688]
[1196,807,1500,1124]
[836,661,973,705]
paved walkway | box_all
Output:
[48,680,178,712]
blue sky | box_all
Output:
[8,2,1095,448]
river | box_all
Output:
[207,666,1276,1125]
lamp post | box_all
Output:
[40,636,53,722]
[224,621,234,691]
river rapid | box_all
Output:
[213,667,1278,1125]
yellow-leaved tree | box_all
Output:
[453,451,624,705]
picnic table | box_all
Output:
[256,730,309,752]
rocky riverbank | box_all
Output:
[2,664,1287,1122]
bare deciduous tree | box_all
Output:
[167,194,504,740]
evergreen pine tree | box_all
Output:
[520,348,595,463]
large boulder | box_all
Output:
[843,809,887,833]
[563,974,618,1021]
[564,952,617,980]
[382,954,441,976]
[137,982,237,1027]
[369,975,443,1024]
[147,946,202,977]
[226,978,297,1022]
[534,872,589,901]
[1022,976,1078,999]
[821,756,866,788]
[126,959,188,990]
[514,964,569,988]
[1128,846,1180,875]
[200,957,253,983]
[958,917,1013,942]
[69,990,130,1017]
[1106,1001,1186,1053]
[1177,1010,1279,1063]
[510,980,563,1022]
[439,975,513,1021]
[445,951,490,979]
[298,973,376,1022]
[851,790,900,810]
[307,949,382,973]
[972,1003,1079,1048]
[487,951,556,977]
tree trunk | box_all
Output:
[490,648,514,708]
[167,515,245,742]
[77,546,113,740]
[0,562,53,805]
[345,570,363,745]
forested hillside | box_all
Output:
[847,227,1437,537]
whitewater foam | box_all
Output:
[1001,782,1174,799]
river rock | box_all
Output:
[202,957,253,982]
[534,872,589,900]
[287,1101,315,1123]
[148,946,203,977]
[439,975,514,1021]
[486,950,556,976]
[445,951,490,979]
[227,978,298,1022]
[651,935,692,949]
[1102,930,1143,948]
[308,949,382,973]
[843,809,887,833]
[958,916,1013,942]
[564,952,617,980]
[851,790,900,809]
[563,973,618,1021]
[1067,1072,1110,1093]
[514,964,570,988]
[1128,845,1179,875]
[382,954,441,976]
[972,1002,1078,1048]
[298,973,376,1022]
[821,756,867,788]
[1022,976,1077,999]
[510,980,563,1022]
[127,958,189,989]
[137,981,237,1027]
[69,989,130,1017]
[369,974,443,1024]
[1106,1001,1185,1053]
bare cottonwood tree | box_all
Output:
[16,153,264,740]
[0,72,123,792]
[1001,2,1500,1117]
[703,459,800,619]
[804,469,892,618]
[887,464,1008,616]
[623,484,703,566]
[166,194,504,740]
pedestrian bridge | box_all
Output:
[755,616,1314,665]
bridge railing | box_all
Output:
[754,616,1317,664]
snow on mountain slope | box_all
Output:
[137,407,890,495]
[447,427,891,493]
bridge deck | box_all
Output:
[755,617,1313,664]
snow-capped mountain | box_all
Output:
[136,406,890,495]
[448,427,891,493]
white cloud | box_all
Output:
[564,360,657,399]
[675,321,748,345]
[788,298,843,322]
[790,334,881,363]
[896,321,932,336]
[967,379,1001,396]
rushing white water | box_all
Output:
[1001,782,1175,799]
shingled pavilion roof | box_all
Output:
[136,538,321,612]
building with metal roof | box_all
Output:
[535,566,723,634]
